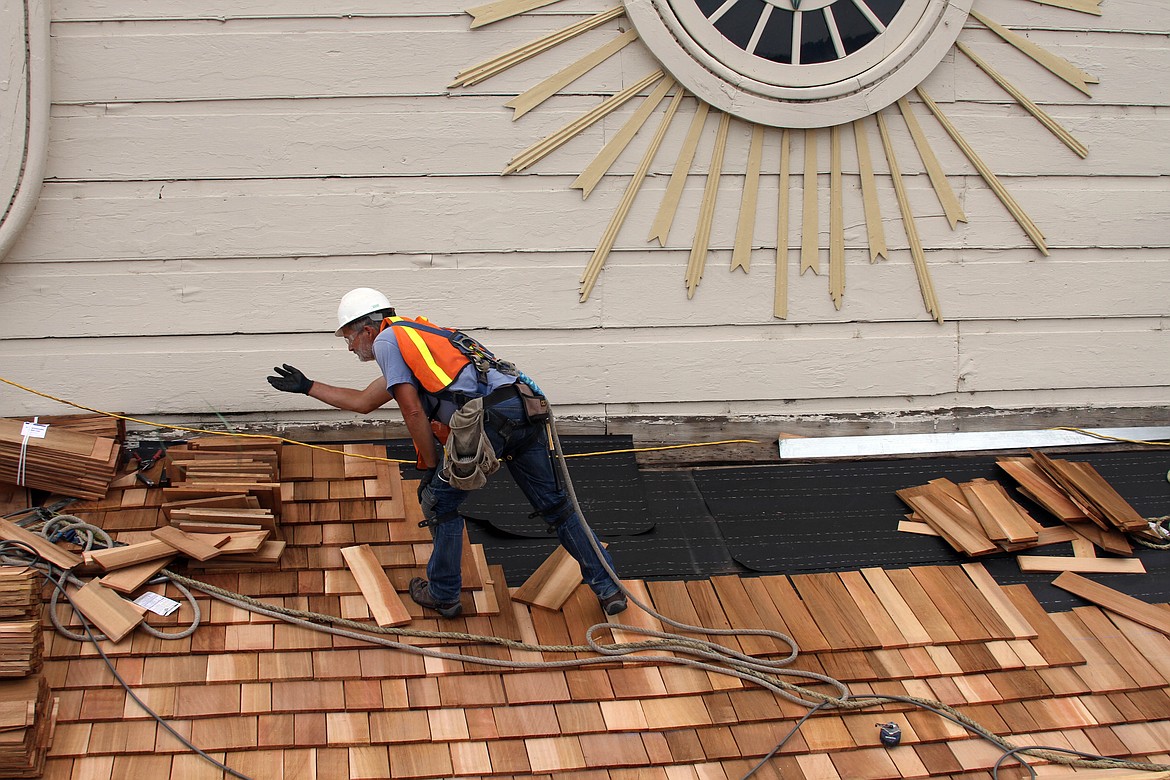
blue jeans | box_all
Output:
[419,394,620,604]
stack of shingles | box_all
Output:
[899,456,1150,574]
[0,419,119,502]
[0,568,42,678]
[152,437,285,570]
[14,414,124,443]
[996,451,1151,572]
[66,437,283,542]
[0,553,58,777]
[0,675,55,779]
[896,477,1046,556]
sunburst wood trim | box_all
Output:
[1022,0,1101,15]
[580,91,687,301]
[957,42,1088,159]
[775,129,791,320]
[451,8,625,88]
[731,123,765,273]
[876,111,942,323]
[506,27,640,119]
[829,124,845,310]
[853,117,887,263]
[573,76,676,198]
[648,101,710,245]
[801,129,820,276]
[504,70,664,174]
[916,86,1050,256]
[969,9,1099,96]
[466,0,564,28]
[686,112,732,299]
[897,97,967,230]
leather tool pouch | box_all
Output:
[443,398,499,491]
[515,382,550,423]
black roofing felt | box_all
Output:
[385,437,1170,612]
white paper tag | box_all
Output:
[20,422,48,439]
[133,591,181,616]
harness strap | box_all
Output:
[417,509,462,529]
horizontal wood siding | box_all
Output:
[0,1,1166,429]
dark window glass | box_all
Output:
[860,0,903,27]
[696,0,726,16]
[755,9,794,64]
[833,1,879,55]
[800,9,837,63]
[711,0,769,51]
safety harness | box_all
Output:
[381,316,552,524]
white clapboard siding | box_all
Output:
[50,21,656,104]
[45,0,1168,34]
[951,30,1168,107]
[0,2,1165,426]
[0,321,1165,416]
[45,21,1165,106]
[0,323,962,411]
[50,1,601,21]
[592,249,1170,328]
[45,100,1170,181]
[8,175,1169,265]
[957,319,1169,392]
[44,21,1167,106]
[3,249,1166,338]
[0,260,603,337]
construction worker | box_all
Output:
[267,288,627,618]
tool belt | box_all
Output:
[442,382,551,491]
[455,381,549,425]
[443,396,500,491]
[514,381,550,423]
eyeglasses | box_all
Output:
[342,326,367,347]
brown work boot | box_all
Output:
[598,590,627,616]
[409,577,463,619]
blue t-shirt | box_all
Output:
[373,326,517,424]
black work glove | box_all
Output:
[417,467,437,501]
[267,364,313,395]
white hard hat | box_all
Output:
[336,288,392,335]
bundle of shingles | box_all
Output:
[0,568,40,621]
[17,413,123,443]
[0,419,119,502]
[899,451,1152,574]
[0,568,43,680]
[897,477,1044,556]
[0,623,40,680]
[1000,450,1155,545]
[0,675,55,779]
[156,436,285,569]
[0,555,55,777]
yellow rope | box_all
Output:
[0,375,414,464]
[565,439,762,458]
[0,375,761,463]
[1048,426,1170,447]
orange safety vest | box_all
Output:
[378,315,473,395]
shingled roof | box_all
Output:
[22,443,1170,779]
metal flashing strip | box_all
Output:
[778,426,1170,460]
